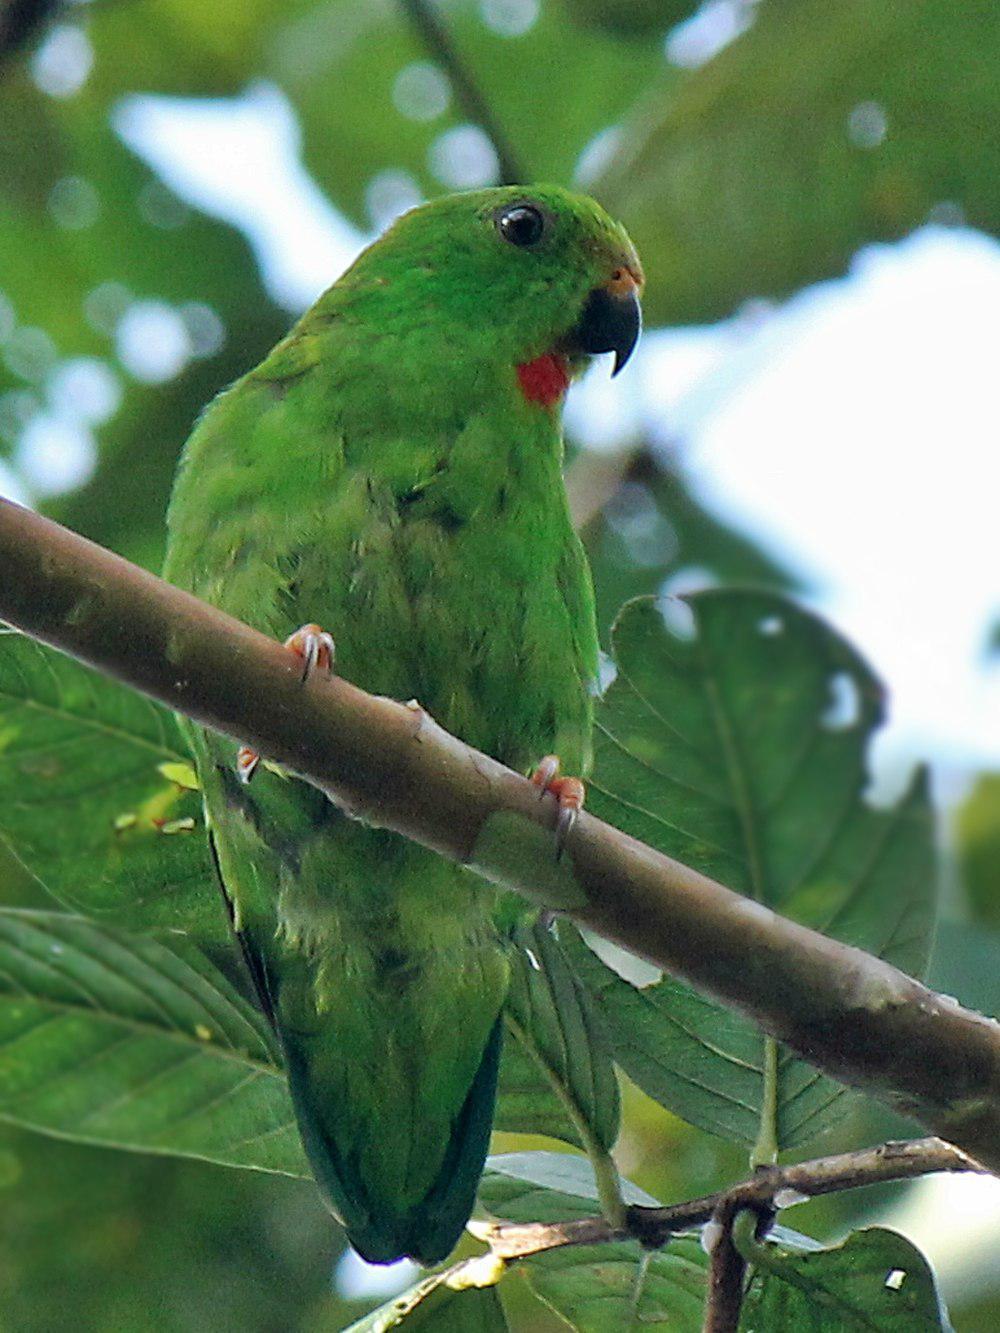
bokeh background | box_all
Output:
[1,0,999,1328]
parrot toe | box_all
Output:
[284,623,336,682]
[531,754,585,861]
[234,623,336,783]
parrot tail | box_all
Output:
[281,1013,503,1266]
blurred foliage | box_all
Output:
[0,1122,358,1332]
[564,0,701,39]
[604,0,1000,324]
[955,774,1000,929]
[1,0,998,1329]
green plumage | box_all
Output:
[164,185,640,1264]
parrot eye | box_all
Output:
[496,204,546,248]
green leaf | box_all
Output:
[345,1264,508,1332]
[525,1239,706,1332]
[501,921,620,1153]
[575,591,936,1150]
[740,1225,951,1331]
[482,1151,659,1215]
[0,634,224,945]
[0,909,306,1175]
[600,0,1000,324]
[926,918,1000,1025]
[494,1023,581,1149]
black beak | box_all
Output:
[569,283,642,376]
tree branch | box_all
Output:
[2,497,1000,1170]
[475,1137,982,1260]
[397,0,526,186]
[702,1201,749,1333]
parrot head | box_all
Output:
[338,184,643,408]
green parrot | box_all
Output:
[164,184,642,1266]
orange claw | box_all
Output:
[531,753,585,859]
[236,622,336,783]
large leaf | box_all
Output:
[523,1240,705,1333]
[740,1225,950,1331]
[500,920,620,1153]
[954,773,1000,930]
[0,909,306,1174]
[572,591,936,1150]
[599,0,1000,324]
[0,633,223,944]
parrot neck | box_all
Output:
[516,353,570,409]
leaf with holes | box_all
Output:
[0,909,306,1174]
[500,920,619,1153]
[0,633,224,945]
[740,1225,950,1331]
[572,591,935,1151]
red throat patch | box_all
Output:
[516,353,570,409]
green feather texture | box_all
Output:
[164,185,641,1265]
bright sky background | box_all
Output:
[4,1,1000,1301]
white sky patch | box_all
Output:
[334,1249,419,1302]
[114,83,367,310]
[666,0,757,69]
[681,226,1000,768]
[14,414,96,496]
[875,1171,1000,1303]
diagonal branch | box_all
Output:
[2,497,1000,1170]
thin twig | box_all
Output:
[702,1201,749,1333]
[477,1137,982,1260]
[398,0,526,185]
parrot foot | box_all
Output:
[531,754,585,860]
[284,623,336,682]
[235,623,336,784]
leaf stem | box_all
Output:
[503,1011,627,1228]
[751,1038,779,1167]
